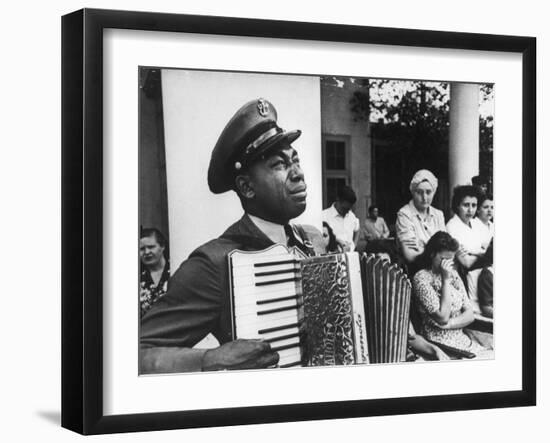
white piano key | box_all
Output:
[234,307,298,319]
[277,348,302,366]
[233,288,298,305]
[267,337,300,349]
[233,282,299,297]
[235,309,298,327]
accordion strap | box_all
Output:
[291,224,316,257]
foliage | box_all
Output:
[349,79,494,187]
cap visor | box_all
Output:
[247,129,302,163]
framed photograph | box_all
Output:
[62,8,536,435]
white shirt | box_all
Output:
[395,200,446,251]
[446,214,485,254]
[322,204,360,252]
[248,214,286,245]
[474,218,494,250]
[446,214,485,312]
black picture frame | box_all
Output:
[61,8,536,435]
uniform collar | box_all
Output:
[247,214,287,245]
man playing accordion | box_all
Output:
[140,98,324,373]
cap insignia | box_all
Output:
[257,99,269,117]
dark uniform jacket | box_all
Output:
[140,214,322,349]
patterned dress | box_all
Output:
[413,269,483,352]
[140,261,170,318]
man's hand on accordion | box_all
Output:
[202,339,280,371]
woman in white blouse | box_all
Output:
[446,185,486,312]
[476,194,494,250]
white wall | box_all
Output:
[162,70,322,264]
[2,1,548,443]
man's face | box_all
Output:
[139,235,165,268]
[336,200,353,217]
[245,146,307,224]
[369,207,379,219]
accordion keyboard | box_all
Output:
[230,247,303,368]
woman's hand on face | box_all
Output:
[440,258,454,280]
[402,238,419,251]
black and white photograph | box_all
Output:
[55,4,539,437]
[2,0,548,439]
[138,68,495,374]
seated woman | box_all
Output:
[139,227,170,317]
[396,169,446,276]
[412,231,488,356]
[446,185,486,311]
[476,193,494,250]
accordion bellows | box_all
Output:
[360,255,412,363]
[228,245,411,367]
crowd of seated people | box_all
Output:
[312,169,495,361]
[142,170,494,362]
[389,170,494,359]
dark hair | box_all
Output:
[140,227,167,248]
[417,231,459,270]
[337,185,357,205]
[478,193,494,206]
[471,175,488,187]
[322,221,339,253]
[368,204,378,213]
[451,185,479,214]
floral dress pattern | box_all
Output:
[413,269,483,352]
[140,262,170,318]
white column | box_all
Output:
[449,83,479,196]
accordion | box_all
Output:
[228,245,411,368]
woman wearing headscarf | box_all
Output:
[396,169,446,271]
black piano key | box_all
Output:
[255,276,301,287]
[271,341,301,353]
[254,259,297,268]
[255,269,297,277]
[257,295,298,305]
[257,304,300,316]
[258,322,300,335]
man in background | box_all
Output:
[322,185,360,252]
[363,205,390,241]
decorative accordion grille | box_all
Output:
[301,255,357,366]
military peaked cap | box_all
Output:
[208,98,302,194]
